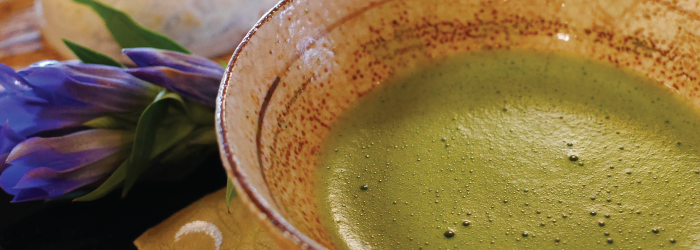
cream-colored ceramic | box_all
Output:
[216,0,700,249]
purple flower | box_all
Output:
[0,122,25,173]
[0,61,160,201]
[0,61,160,137]
[124,48,224,107]
[0,129,133,202]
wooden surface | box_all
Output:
[0,0,63,69]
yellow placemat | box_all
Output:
[134,188,281,250]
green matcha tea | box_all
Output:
[313,51,700,249]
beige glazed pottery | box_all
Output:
[216,0,700,249]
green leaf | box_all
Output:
[226,177,237,209]
[73,159,129,201]
[219,60,228,68]
[164,92,188,114]
[122,90,186,196]
[135,116,198,181]
[73,0,190,54]
[83,115,135,130]
[158,140,200,164]
[150,116,196,158]
[62,38,123,67]
[188,101,215,125]
[187,126,217,145]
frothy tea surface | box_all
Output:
[314,51,700,249]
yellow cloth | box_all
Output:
[134,188,281,250]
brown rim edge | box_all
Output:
[215,0,327,249]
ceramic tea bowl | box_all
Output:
[216,0,700,249]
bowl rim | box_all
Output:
[215,0,328,249]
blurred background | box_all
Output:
[0,0,278,68]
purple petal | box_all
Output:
[9,147,115,175]
[13,176,104,200]
[14,149,124,189]
[0,154,9,173]
[10,144,127,202]
[123,48,224,76]
[0,91,107,137]
[0,122,25,173]
[0,95,102,137]
[123,48,223,107]
[127,67,219,106]
[6,129,133,168]
[0,129,133,200]
[0,120,25,155]
[0,163,32,195]
[18,61,160,113]
[13,167,58,188]
[10,181,101,202]
[0,94,50,136]
[10,175,106,202]
[1,61,160,137]
[0,63,32,93]
[15,61,83,105]
[11,188,49,202]
[41,176,102,198]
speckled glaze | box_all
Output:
[216,0,700,249]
